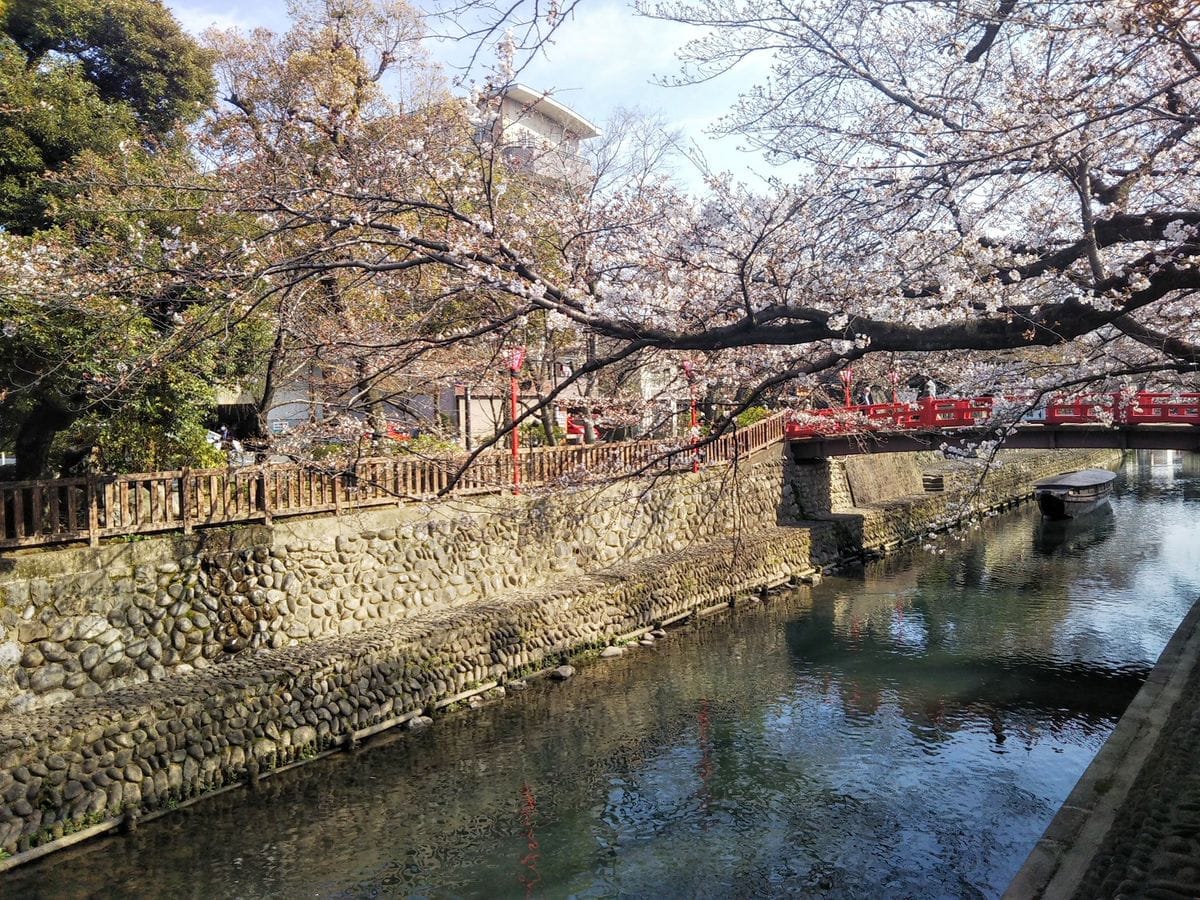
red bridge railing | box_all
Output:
[784,392,1200,439]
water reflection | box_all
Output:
[5,456,1200,899]
[1033,506,1116,557]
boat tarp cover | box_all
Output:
[1033,468,1116,490]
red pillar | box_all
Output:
[511,369,520,494]
[690,387,699,473]
[839,367,854,407]
[506,347,526,495]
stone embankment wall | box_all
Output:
[0,522,823,856]
[0,447,1122,858]
[0,461,796,714]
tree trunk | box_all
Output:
[582,334,600,444]
[255,325,288,439]
[702,384,720,430]
[356,360,387,453]
[537,402,558,446]
[462,384,473,450]
[14,398,79,479]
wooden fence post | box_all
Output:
[259,466,272,525]
[86,474,99,547]
[181,468,193,534]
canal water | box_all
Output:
[7,453,1200,899]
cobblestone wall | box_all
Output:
[0,460,796,713]
[0,448,1124,859]
[0,524,823,855]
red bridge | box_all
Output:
[785,392,1200,458]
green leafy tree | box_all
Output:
[0,0,213,233]
[0,214,239,476]
[73,366,227,473]
[0,1,220,476]
[5,0,214,136]
[0,35,140,232]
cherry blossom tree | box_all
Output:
[222,0,1200,434]
[198,0,455,444]
[626,0,1200,384]
[422,0,1200,398]
[10,0,1200,479]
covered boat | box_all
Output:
[1033,468,1116,519]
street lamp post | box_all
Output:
[506,347,526,494]
[839,367,855,407]
[683,361,699,473]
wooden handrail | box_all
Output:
[0,413,791,550]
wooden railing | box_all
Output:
[709,409,790,463]
[0,411,792,551]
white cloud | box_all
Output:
[527,4,695,82]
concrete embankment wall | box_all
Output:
[793,448,1122,557]
[0,447,1121,858]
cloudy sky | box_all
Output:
[165,0,782,187]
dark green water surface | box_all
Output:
[7,453,1200,899]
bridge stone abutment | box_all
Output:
[787,447,1126,559]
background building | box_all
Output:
[490,83,600,185]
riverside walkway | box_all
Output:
[1006,597,1200,898]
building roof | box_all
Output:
[502,84,601,139]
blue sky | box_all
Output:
[165,0,782,187]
